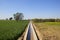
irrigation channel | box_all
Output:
[18,21,40,40]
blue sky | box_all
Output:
[0,0,60,19]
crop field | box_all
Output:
[0,20,29,40]
[34,22,60,40]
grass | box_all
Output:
[0,20,29,40]
[34,22,60,40]
[45,22,60,26]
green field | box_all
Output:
[0,20,29,40]
[34,22,60,40]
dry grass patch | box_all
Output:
[34,22,60,40]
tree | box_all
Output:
[9,17,13,20]
[13,12,24,21]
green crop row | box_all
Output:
[0,20,29,40]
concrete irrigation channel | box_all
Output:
[18,21,41,40]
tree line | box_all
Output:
[33,18,60,22]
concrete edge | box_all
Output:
[23,23,29,40]
[32,24,43,40]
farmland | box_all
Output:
[34,22,60,40]
[0,20,29,40]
